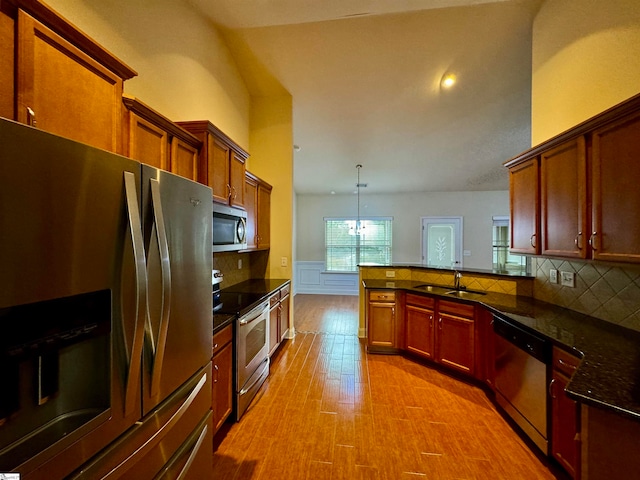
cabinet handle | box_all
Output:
[232,186,237,200]
[575,232,583,249]
[530,233,536,248]
[26,107,37,127]
[213,364,219,383]
[558,358,577,371]
[429,314,433,327]
[589,231,598,250]
[548,378,556,399]
[226,184,232,200]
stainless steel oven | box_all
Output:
[236,301,269,420]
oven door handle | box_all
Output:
[239,304,267,325]
[123,172,147,417]
[239,357,269,395]
[148,178,172,398]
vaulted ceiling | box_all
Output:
[189,0,543,194]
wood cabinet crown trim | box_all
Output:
[245,170,273,190]
[175,120,249,160]
[122,95,202,148]
[504,92,640,169]
[4,0,137,80]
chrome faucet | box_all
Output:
[453,270,463,290]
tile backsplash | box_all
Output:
[213,250,269,288]
[532,257,640,332]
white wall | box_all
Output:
[296,190,509,269]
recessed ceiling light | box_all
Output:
[441,73,456,89]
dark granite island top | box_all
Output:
[362,279,640,422]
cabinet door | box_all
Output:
[244,175,258,250]
[368,302,396,348]
[16,11,123,152]
[209,136,231,204]
[509,157,539,254]
[406,304,435,359]
[437,312,474,375]
[268,301,279,357]
[126,112,169,170]
[171,137,198,182]
[0,6,14,120]
[229,151,245,208]
[541,137,587,258]
[550,370,579,478]
[212,341,233,432]
[592,111,640,263]
[257,183,271,249]
[279,293,290,342]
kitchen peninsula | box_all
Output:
[361,263,640,479]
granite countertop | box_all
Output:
[362,279,640,422]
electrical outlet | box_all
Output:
[550,269,558,284]
[560,271,575,287]
[237,259,242,270]
[385,270,396,278]
[281,256,288,267]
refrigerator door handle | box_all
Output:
[123,172,148,416]
[149,178,172,397]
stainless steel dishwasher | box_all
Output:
[493,315,550,454]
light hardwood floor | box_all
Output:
[213,294,564,479]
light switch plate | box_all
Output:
[550,269,558,283]
[560,271,575,287]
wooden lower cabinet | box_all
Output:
[268,284,291,356]
[550,347,581,478]
[212,325,233,433]
[405,294,435,359]
[367,290,398,351]
[437,300,475,376]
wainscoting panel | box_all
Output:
[294,261,359,295]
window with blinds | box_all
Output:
[325,217,393,272]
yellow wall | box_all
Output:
[248,96,294,281]
[45,0,251,148]
[531,0,640,144]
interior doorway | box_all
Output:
[421,216,463,267]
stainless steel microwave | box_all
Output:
[212,203,247,252]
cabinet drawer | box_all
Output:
[406,293,435,309]
[280,283,290,298]
[213,324,232,355]
[439,299,474,318]
[553,347,580,377]
[270,292,280,307]
[369,291,395,302]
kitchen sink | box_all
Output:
[444,289,486,298]
[413,284,454,294]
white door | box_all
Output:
[421,217,463,267]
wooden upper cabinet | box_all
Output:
[122,96,201,180]
[540,137,588,258]
[592,110,640,263]
[244,174,258,250]
[506,93,640,264]
[0,4,15,120]
[15,8,136,153]
[257,181,271,249]
[244,171,272,251]
[509,157,539,255]
[177,121,248,207]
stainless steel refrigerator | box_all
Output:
[0,118,214,479]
